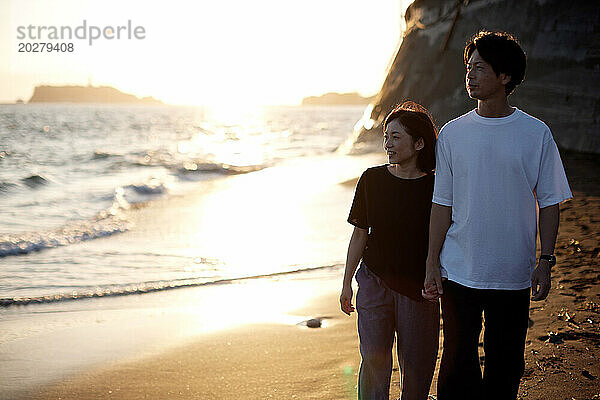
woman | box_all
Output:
[340,101,439,400]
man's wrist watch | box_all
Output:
[539,254,556,268]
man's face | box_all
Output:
[465,49,510,100]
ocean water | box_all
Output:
[0,104,370,305]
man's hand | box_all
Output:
[340,285,355,315]
[531,261,551,301]
[422,258,444,303]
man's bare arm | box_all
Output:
[423,203,452,301]
[532,203,560,301]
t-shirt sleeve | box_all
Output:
[348,171,369,229]
[432,133,453,206]
[535,135,572,208]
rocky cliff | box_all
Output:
[345,0,599,154]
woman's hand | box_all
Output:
[422,257,444,303]
[340,285,355,315]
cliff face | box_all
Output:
[28,85,162,104]
[348,0,600,154]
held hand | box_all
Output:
[531,261,551,301]
[422,258,444,303]
[340,285,355,315]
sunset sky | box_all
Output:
[1,0,412,106]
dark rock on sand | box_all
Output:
[582,370,596,380]
[306,318,322,328]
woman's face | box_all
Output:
[383,119,420,165]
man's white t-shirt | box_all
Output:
[433,108,572,290]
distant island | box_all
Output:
[28,85,163,104]
[302,92,374,106]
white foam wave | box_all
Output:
[0,264,342,307]
[124,180,167,196]
[0,216,131,257]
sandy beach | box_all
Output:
[11,151,599,400]
[517,151,600,399]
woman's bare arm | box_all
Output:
[340,226,368,315]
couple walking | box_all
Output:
[340,31,572,399]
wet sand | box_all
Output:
[18,151,600,399]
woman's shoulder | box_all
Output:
[363,164,388,175]
[419,171,435,185]
[356,165,387,186]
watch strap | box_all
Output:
[539,254,556,267]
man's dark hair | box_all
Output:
[383,101,438,173]
[464,31,527,95]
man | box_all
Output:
[422,31,572,399]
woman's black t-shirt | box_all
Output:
[348,165,434,301]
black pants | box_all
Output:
[437,280,530,400]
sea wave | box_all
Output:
[1,176,167,258]
[0,264,342,307]
[108,152,267,179]
[123,178,167,196]
[175,162,267,180]
[20,174,49,188]
[0,216,131,258]
[0,180,18,193]
[92,150,123,160]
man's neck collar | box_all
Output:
[476,98,513,118]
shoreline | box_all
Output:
[0,264,343,307]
